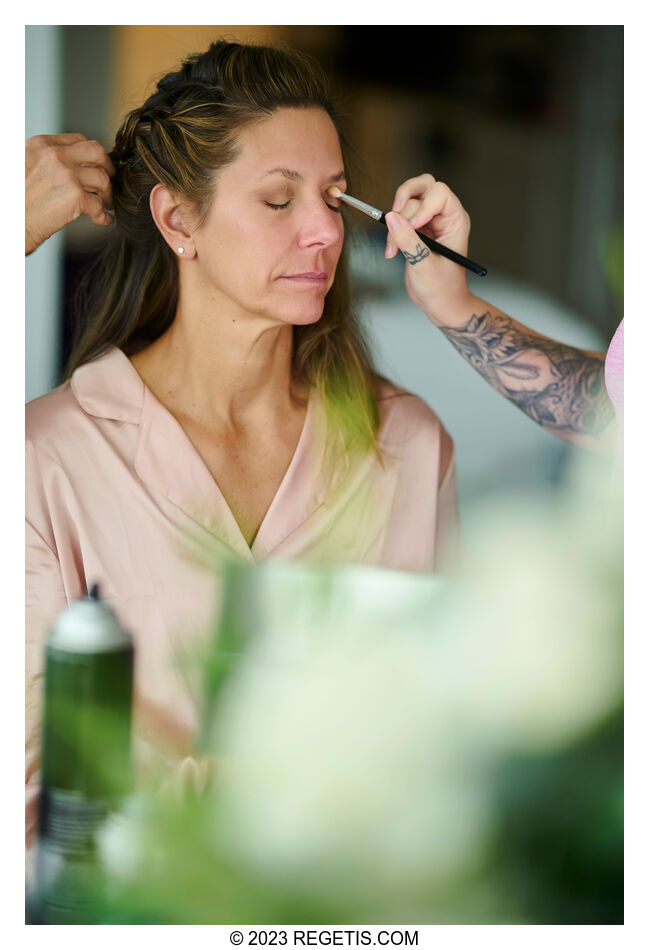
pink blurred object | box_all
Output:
[604,318,624,420]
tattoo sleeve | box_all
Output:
[439,311,615,439]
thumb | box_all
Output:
[385,212,432,266]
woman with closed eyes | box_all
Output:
[25,40,460,839]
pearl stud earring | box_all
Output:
[177,247,184,255]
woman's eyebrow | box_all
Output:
[261,167,301,181]
[259,167,346,183]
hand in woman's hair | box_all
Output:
[25,133,115,255]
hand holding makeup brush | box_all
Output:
[382,174,618,452]
[384,174,475,327]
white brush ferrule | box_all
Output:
[337,192,384,221]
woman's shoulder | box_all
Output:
[374,377,455,479]
[27,348,142,451]
[376,377,448,436]
[26,380,80,447]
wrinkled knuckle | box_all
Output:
[51,144,68,165]
[71,191,86,216]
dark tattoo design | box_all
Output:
[439,311,615,438]
[403,243,431,266]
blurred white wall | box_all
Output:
[25,25,63,403]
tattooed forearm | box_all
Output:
[439,310,615,438]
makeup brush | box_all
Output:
[328,187,487,277]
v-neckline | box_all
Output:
[188,393,315,552]
[71,347,351,561]
[130,357,324,560]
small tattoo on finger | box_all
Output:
[403,243,431,266]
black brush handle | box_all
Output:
[379,212,487,277]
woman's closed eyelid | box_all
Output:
[322,188,343,212]
[263,196,342,213]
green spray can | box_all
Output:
[30,585,134,924]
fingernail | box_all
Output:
[385,211,403,232]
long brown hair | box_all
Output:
[65,40,379,451]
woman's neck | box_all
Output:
[130,300,302,432]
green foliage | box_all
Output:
[493,708,623,923]
[600,225,624,315]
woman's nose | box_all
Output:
[297,200,342,249]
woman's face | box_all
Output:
[189,107,346,327]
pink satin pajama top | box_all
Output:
[26,346,460,841]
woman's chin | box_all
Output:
[279,301,326,327]
[290,309,325,327]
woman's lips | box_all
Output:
[280,271,328,284]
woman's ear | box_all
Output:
[149,184,196,259]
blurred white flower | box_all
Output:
[452,453,623,751]
[96,795,157,883]
[212,573,494,898]
[205,452,622,904]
